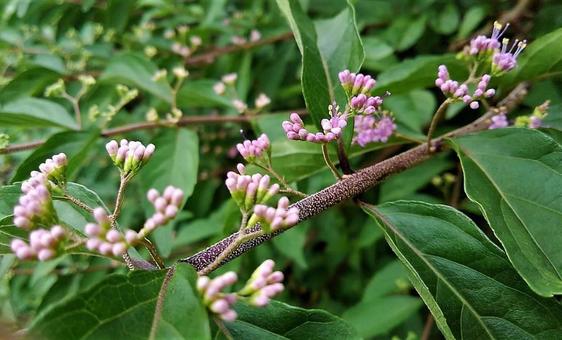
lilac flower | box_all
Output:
[353,114,396,147]
[140,186,184,236]
[529,116,542,128]
[489,113,509,129]
[197,272,239,321]
[225,164,279,212]
[435,66,495,109]
[236,133,270,162]
[338,70,376,96]
[248,196,299,233]
[468,21,508,55]
[14,173,56,230]
[11,225,66,261]
[282,108,347,144]
[105,139,155,176]
[38,153,67,186]
[350,94,383,114]
[492,38,526,73]
[238,259,285,307]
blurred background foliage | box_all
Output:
[0,0,561,338]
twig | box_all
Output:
[426,99,451,151]
[0,140,45,155]
[421,314,434,340]
[181,83,528,273]
[185,32,293,66]
[63,193,94,213]
[112,174,128,221]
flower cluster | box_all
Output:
[236,134,270,162]
[467,21,507,55]
[141,186,184,235]
[248,197,299,233]
[198,272,239,321]
[338,70,376,96]
[514,100,549,129]
[85,208,129,256]
[225,164,279,212]
[15,173,57,230]
[238,259,285,307]
[435,66,495,109]
[353,114,396,147]
[198,259,285,321]
[350,94,383,114]
[282,110,347,144]
[489,112,509,129]
[105,139,155,176]
[11,225,66,261]
[492,38,527,73]
[37,153,67,186]
[465,21,526,74]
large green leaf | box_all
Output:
[276,0,364,129]
[222,300,360,339]
[139,129,199,209]
[101,52,173,103]
[362,201,562,339]
[450,128,562,296]
[12,130,99,183]
[176,80,234,109]
[0,97,76,129]
[342,260,422,338]
[30,264,211,339]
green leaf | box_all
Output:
[342,260,421,338]
[0,216,28,254]
[429,3,459,35]
[30,264,211,339]
[384,15,427,52]
[456,6,486,39]
[0,67,60,104]
[374,55,468,96]
[0,184,21,220]
[12,130,99,183]
[223,300,360,339]
[362,201,562,339]
[176,80,234,108]
[53,182,109,233]
[0,97,76,129]
[385,89,436,134]
[506,28,562,84]
[272,223,308,269]
[139,129,199,209]
[101,52,173,103]
[276,0,364,129]
[449,128,562,296]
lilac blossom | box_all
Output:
[84,207,128,256]
[236,133,270,162]
[353,114,396,147]
[350,94,383,114]
[141,186,184,236]
[248,196,299,233]
[14,173,57,230]
[338,70,376,95]
[238,259,285,307]
[197,272,239,321]
[489,113,509,129]
[225,164,279,212]
[38,153,67,185]
[492,38,526,73]
[282,109,347,144]
[435,66,495,109]
[105,139,155,176]
[11,225,66,261]
[468,21,508,55]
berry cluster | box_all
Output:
[350,94,383,115]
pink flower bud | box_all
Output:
[106,140,119,157]
[99,242,113,255]
[85,223,101,236]
[143,144,155,160]
[112,243,127,256]
[268,271,284,283]
[152,213,166,226]
[125,230,139,244]
[220,310,237,322]
[163,186,175,200]
[197,276,210,292]
[147,189,159,203]
[106,229,122,243]
[93,207,109,224]
[38,249,55,261]
[11,239,26,252]
[133,145,145,162]
[50,225,65,239]
[86,238,101,250]
[16,247,34,260]
[14,216,31,229]
[165,205,178,218]
[210,299,229,314]
[154,197,168,212]
[171,189,184,206]
[470,101,480,109]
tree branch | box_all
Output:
[181,83,528,272]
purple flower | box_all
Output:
[489,114,509,129]
[197,272,239,321]
[468,21,509,55]
[249,196,299,232]
[11,225,66,261]
[492,38,526,73]
[236,133,270,162]
[353,114,396,147]
[435,66,495,109]
[14,172,56,230]
[350,94,383,114]
[282,109,347,144]
[106,139,155,175]
[225,164,280,212]
[338,70,376,95]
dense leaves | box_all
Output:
[450,128,562,296]
[363,201,562,339]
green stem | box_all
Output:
[426,99,451,152]
[253,162,307,198]
[321,143,341,179]
[142,238,165,269]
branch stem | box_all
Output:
[321,144,341,179]
[426,99,451,151]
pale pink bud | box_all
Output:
[85,223,101,236]
[165,205,178,218]
[50,225,65,239]
[38,249,55,261]
[86,238,101,250]
[143,144,155,160]
[210,299,229,314]
[16,247,34,260]
[220,310,237,322]
[147,189,159,203]
[163,186,175,201]
[106,140,119,157]
[268,271,284,283]
[14,216,31,229]
[106,229,122,243]
[197,276,210,292]
[11,239,26,252]
[99,242,113,255]
[112,243,127,256]
[125,230,139,244]
[154,197,168,212]
[93,207,109,224]
[171,189,184,206]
